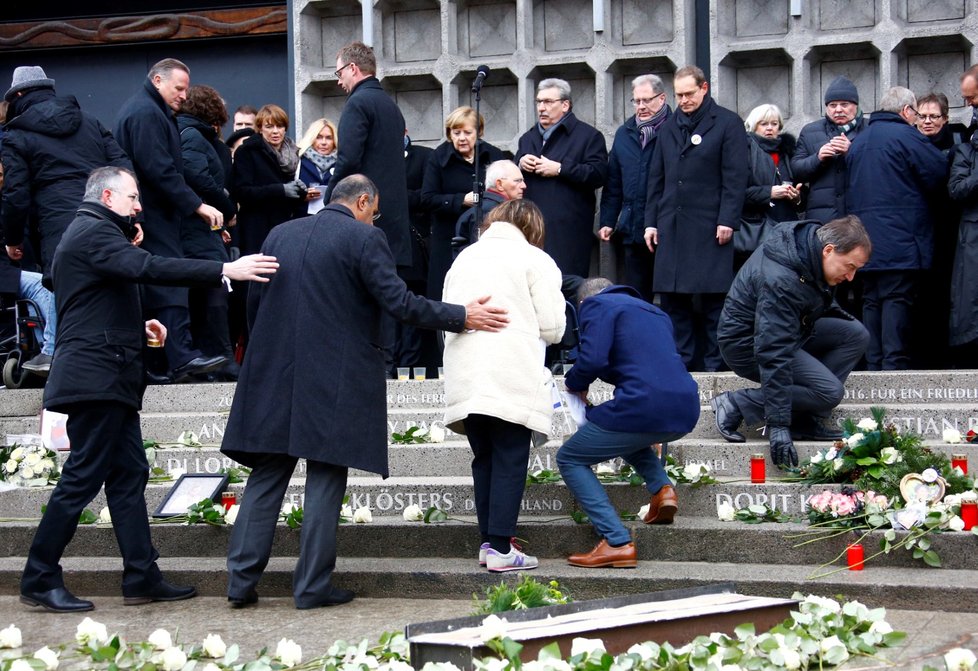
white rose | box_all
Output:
[826,447,840,460]
[949,515,966,532]
[4,459,17,473]
[98,507,112,524]
[178,431,200,446]
[10,660,32,671]
[25,452,41,466]
[352,507,373,523]
[832,458,844,471]
[427,425,446,443]
[880,447,899,465]
[402,504,424,521]
[160,646,187,671]
[0,624,22,648]
[922,468,940,483]
[148,629,173,650]
[844,433,862,448]
[10,447,25,460]
[626,643,655,661]
[18,466,35,479]
[281,502,299,516]
[225,504,240,525]
[820,634,849,663]
[780,647,801,669]
[34,646,59,670]
[856,418,878,432]
[869,621,893,635]
[38,459,55,472]
[479,614,509,642]
[275,638,302,667]
[945,494,962,507]
[682,463,702,480]
[570,638,605,658]
[809,452,823,464]
[201,633,227,658]
[945,648,978,671]
[717,502,736,522]
[340,504,353,518]
[595,462,616,475]
[75,617,108,646]
[944,428,963,444]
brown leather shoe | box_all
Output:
[567,539,637,568]
[642,485,678,524]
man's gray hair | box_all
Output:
[879,86,916,115]
[577,277,613,305]
[538,78,572,105]
[486,160,519,189]
[631,74,665,96]
[84,166,136,202]
[816,215,872,256]
[148,58,189,81]
[329,174,378,204]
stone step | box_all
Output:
[0,516,972,570]
[0,554,971,611]
[0,478,843,519]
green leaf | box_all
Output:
[733,623,755,640]
[78,508,98,525]
[922,549,942,567]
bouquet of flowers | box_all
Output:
[0,443,60,486]
[806,488,891,528]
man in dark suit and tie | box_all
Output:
[222,174,509,609]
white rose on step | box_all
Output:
[717,502,736,522]
[0,624,22,648]
[33,646,59,670]
[353,507,373,523]
[160,647,187,671]
[943,428,963,444]
[944,648,978,671]
[275,638,302,667]
[225,504,240,525]
[201,634,227,658]
[75,617,108,646]
[402,504,424,521]
[148,629,173,650]
[427,425,446,443]
[98,507,112,524]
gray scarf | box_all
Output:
[269,136,300,177]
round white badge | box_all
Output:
[691,134,702,145]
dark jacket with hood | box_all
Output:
[718,221,847,425]
[1,88,131,278]
[565,284,699,434]
[177,113,236,261]
[793,115,865,224]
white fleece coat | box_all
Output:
[443,221,566,435]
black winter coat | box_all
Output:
[516,112,608,277]
[177,114,235,262]
[1,89,131,278]
[421,139,505,300]
[221,204,466,476]
[947,141,978,346]
[403,140,434,284]
[846,111,948,271]
[793,116,865,224]
[44,201,221,412]
[644,97,748,293]
[600,111,669,246]
[718,221,844,425]
[325,77,411,267]
[744,133,800,223]
[230,133,305,256]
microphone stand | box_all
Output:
[472,79,485,217]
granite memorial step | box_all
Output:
[0,477,846,519]
[0,516,972,570]
[0,554,972,611]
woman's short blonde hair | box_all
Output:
[298,118,339,154]
[445,106,484,139]
[255,104,290,131]
[744,103,783,133]
[482,199,546,249]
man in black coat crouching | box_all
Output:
[711,216,871,468]
[20,166,278,613]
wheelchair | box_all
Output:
[0,294,45,389]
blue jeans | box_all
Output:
[557,422,684,546]
[18,271,56,356]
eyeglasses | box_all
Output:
[334,62,353,78]
[631,94,664,107]
[503,177,525,184]
[917,114,944,122]
[536,98,564,106]
[109,189,139,202]
[372,212,381,221]
[907,106,919,116]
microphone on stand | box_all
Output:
[471,65,490,93]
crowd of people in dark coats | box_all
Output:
[4,55,978,384]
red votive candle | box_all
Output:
[846,543,865,570]
[961,502,978,531]
[952,454,968,475]
[221,491,237,511]
[750,453,765,484]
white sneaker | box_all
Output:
[478,542,490,566]
[486,547,538,572]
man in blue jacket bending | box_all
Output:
[557,278,700,568]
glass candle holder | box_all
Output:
[221,491,237,511]
[961,501,978,531]
[750,453,765,484]
[952,454,968,475]
[846,543,865,570]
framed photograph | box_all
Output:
[153,473,229,518]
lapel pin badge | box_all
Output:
[691,133,702,145]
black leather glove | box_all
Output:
[283,179,307,199]
[768,425,797,468]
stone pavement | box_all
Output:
[0,596,974,670]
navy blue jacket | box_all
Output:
[793,115,865,224]
[599,111,669,246]
[644,96,748,293]
[846,111,948,271]
[565,285,699,434]
[516,112,608,277]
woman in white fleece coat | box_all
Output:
[443,199,566,572]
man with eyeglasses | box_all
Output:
[599,74,671,302]
[516,78,608,278]
[453,160,526,255]
[846,86,947,370]
[643,65,748,372]
[1,66,132,373]
[959,65,978,136]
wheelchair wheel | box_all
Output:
[3,357,26,390]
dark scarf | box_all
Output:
[637,105,671,148]
[301,146,336,178]
[77,200,138,241]
[750,133,783,153]
[829,110,862,136]
[675,95,714,142]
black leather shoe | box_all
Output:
[21,587,94,613]
[295,586,355,609]
[145,370,173,385]
[171,355,228,383]
[123,580,197,605]
[228,590,258,609]
[710,393,746,443]
[791,421,843,441]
